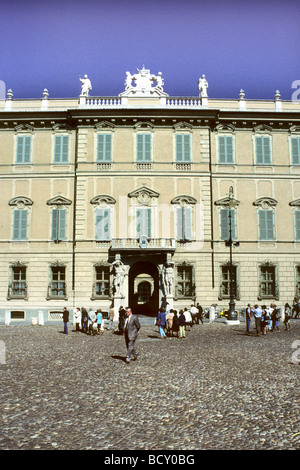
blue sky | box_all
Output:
[0,0,299,100]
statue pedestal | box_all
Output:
[113,294,125,323]
[165,295,174,310]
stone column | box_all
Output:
[5,310,11,326]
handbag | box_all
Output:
[156,318,161,326]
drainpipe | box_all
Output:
[72,120,78,306]
[209,125,214,289]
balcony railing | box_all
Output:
[111,238,176,251]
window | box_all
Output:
[96,208,111,241]
[176,134,191,162]
[255,136,271,165]
[177,265,193,297]
[16,135,31,164]
[8,265,27,299]
[97,134,112,162]
[220,208,236,241]
[291,137,300,165]
[54,135,69,163]
[258,209,275,241]
[51,209,66,241]
[136,208,151,238]
[136,134,151,162]
[13,209,28,241]
[95,266,110,297]
[218,135,233,164]
[295,211,300,241]
[219,264,238,299]
[177,206,192,240]
[259,264,278,299]
[49,266,66,298]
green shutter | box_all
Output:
[137,134,151,162]
[136,208,151,237]
[221,209,235,240]
[52,209,66,241]
[259,210,274,240]
[176,134,191,162]
[184,207,192,240]
[54,135,69,163]
[97,134,112,162]
[52,209,59,240]
[218,136,233,164]
[295,211,300,241]
[16,136,31,164]
[256,136,271,165]
[291,137,300,165]
[96,208,110,240]
[177,207,183,239]
[13,210,27,240]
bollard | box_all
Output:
[38,310,44,326]
[5,310,11,326]
[32,317,37,326]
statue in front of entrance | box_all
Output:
[112,255,127,297]
[163,256,174,297]
[79,74,92,96]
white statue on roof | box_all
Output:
[79,74,92,97]
[198,74,208,98]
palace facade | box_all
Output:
[1,68,300,323]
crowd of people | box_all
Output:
[155,304,203,339]
[245,302,293,336]
[62,305,115,335]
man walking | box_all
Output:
[124,307,141,364]
[62,307,69,335]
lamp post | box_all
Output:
[226,186,239,323]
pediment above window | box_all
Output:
[253,124,273,134]
[14,124,34,133]
[94,120,115,129]
[133,121,154,130]
[47,195,72,206]
[289,125,300,134]
[90,195,116,205]
[128,186,160,206]
[214,196,240,207]
[214,123,236,133]
[289,198,300,207]
[9,196,33,207]
[253,197,278,208]
[173,121,193,131]
[171,195,197,205]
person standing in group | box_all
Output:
[260,306,269,335]
[157,307,167,339]
[166,309,174,336]
[245,304,252,335]
[124,307,141,364]
[284,303,291,331]
[88,309,97,335]
[62,307,69,335]
[190,304,198,325]
[108,304,115,330]
[74,307,81,332]
[196,303,203,324]
[178,310,186,338]
[184,307,192,330]
[252,304,263,336]
[172,310,179,337]
[96,309,104,335]
[81,307,89,333]
[270,303,280,332]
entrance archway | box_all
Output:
[129,261,159,316]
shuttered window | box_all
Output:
[96,208,111,241]
[97,134,112,162]
[255,136,271,165]
[220,208,236,240]
[137,134,151,162]
[291,137,300,165]
[16,136,31,164]
[295,211,300,241]
[136,208,151,238]
[13,210,28,240]
[54,135,69,163]
[51,209,67,241]
[177,207,192,240]
[176,134,191,162]
[259,210,275,240]
[218,136,233,164]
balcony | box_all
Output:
[111,237,176,252]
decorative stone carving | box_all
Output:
[198,74,208,98]
[162,254,175,296]
[112,254,127,297]
[120,66,168,97]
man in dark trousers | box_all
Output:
[124,307,141,364]
[62,307,69,335]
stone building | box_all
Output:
[0,67,300,324]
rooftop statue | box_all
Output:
[198,74,208,98]
[79,74,92,97]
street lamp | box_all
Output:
[226,186,239,322]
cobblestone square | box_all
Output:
[0,319,299,451]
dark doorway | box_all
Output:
[129,261,159,316]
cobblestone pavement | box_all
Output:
[0,318,299,451]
